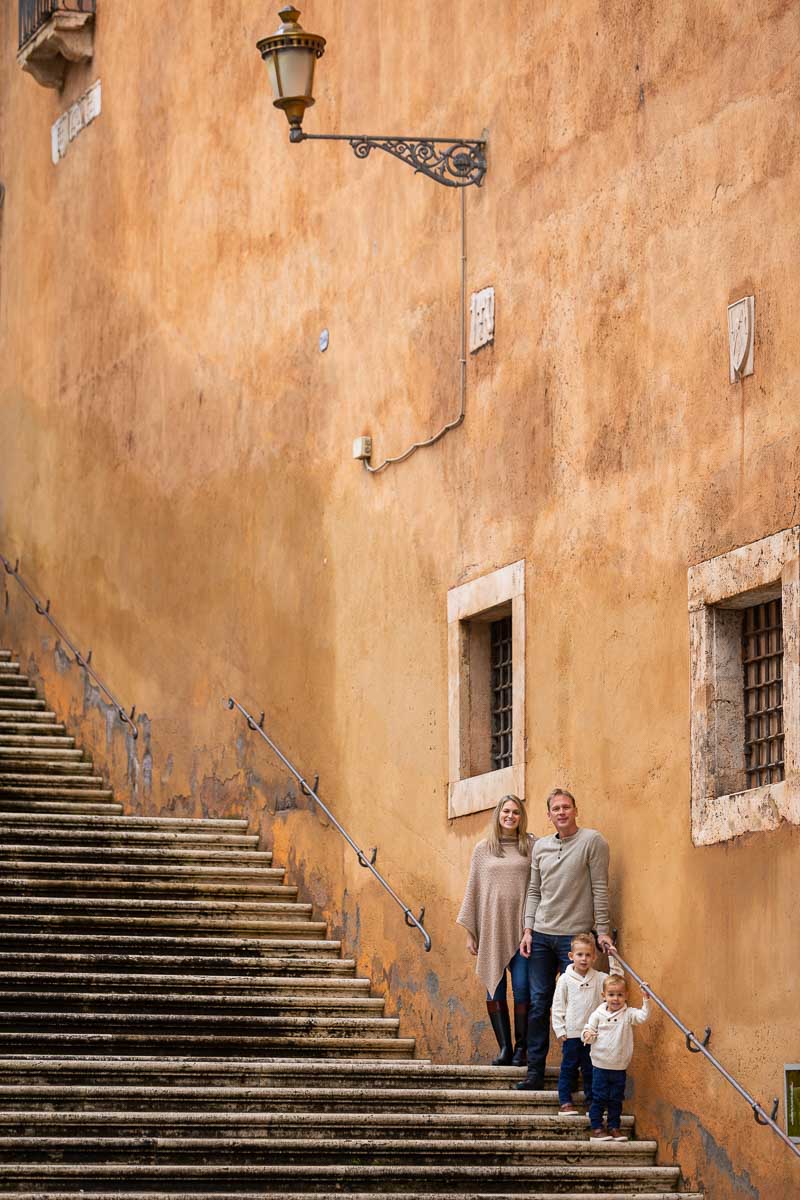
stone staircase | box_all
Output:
[0,645,703,1197]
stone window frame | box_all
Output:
[688,526,800,846]
[447,560,525,819]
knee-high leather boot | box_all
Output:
[511,1001,529,1066]
[486,1000,513,1066]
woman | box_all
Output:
[456,794,534,1066]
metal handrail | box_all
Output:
[227,696,431,952]
[611,946,799,1161]
[1,555,138,739]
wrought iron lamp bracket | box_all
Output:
[289,130,487,188]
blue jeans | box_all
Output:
[487,950,528,1002]
[558,1036,593,1105]
[525,933,573,1077]
[589,1067,626,1130]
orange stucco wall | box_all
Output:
[2,3,799,1196]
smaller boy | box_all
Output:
[551,932,608,1115]
[582,974,650,1141]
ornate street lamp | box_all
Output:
[257,6,487,189]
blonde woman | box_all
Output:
[456,795,534,1066]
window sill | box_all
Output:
[448,763,525,820]
[691,778,795,846]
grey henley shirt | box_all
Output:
[523,827,610,937]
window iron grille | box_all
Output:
[18,0,95,51]
[490,615,513,771]
[742,598,785,788]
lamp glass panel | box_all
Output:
[275,47,315,100]
[265,52,280,100]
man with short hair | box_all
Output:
[514,788,613,1091]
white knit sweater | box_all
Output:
[551,965,609,1039]
[583,998,649,1070]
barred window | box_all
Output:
[742,599,785,788]
[490,616,512,770]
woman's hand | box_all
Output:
[466,935,478,957]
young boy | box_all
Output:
[551,932,608,1115]
[582,973,650,1141]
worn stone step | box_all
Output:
[0,1162,684,1190]
[0,1110,634,1139]
[0,712,62,724]
[0,1058,551,1091]
[0,1008,397,1032]
[0,1135,658,1167]
[0,699,48,711]
[0,812,250,832]
[0,734,74,744]
[0,988,385,1016]
[2,874,295,899]
[0,972,369,996]
[0,824,258,846]
[0,1193,705,1200]
[0,668,25,679]
[0,747,78,761]
[0,895,303,917]
[0,953,355,977]
[0,685,37,697]
[0,786,115,800]
[0,1033,416,1059]
[0,913,328,938]
[0,1085,579,1117]
[0,933,343,958]
[0,773,104,788]
[0,760,93,775]
[0,842,271,863]
[0,798,124,814]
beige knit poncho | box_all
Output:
[456,835,534,995]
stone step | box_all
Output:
[0,843,272,863]
[0,1058,549,1091]
[0,1033,416,1059]
[0,972,370,996]
[0,668,25,679]
[0,798,124,814]
[0,699,48,711]
[0,760,93,775]
[0,913,327,937]
[0,1109,633,1138]
[0,1008,398,1033]
[0,731,73,743]
[0,1135,659,1166]
[0,812,250,832]
[2,873,296,899]
[0,786,115,800]
[0,772,104,787]
[0,824,258,845]
[0,933,343,957]
[0,744,80,753]
[0,895,303,917]
[1,1193,705,1200]
[0,711,62,724]
[0,953,356,977]
[0,1162,684,1190]
[0,1085,579,1116]
[0,685,37,697]
[0,990,385,1018]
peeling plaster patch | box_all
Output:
[53,641,71,673]
[274,786,298,813]
[161,753,174,783]
[670,1108,759,1197]
[425,970,440,1001]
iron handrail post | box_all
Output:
[227,696,431,952]
[1,554,138,739]
[611,947,800,1160]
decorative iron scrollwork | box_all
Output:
[348,137,486,188]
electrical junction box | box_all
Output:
[352,436,372,461]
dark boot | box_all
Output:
[511,1001,529,1066]
[513,1068,544,1090]
[486,1000,513,1066]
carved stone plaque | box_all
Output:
[727,295,755,383]
[469,286,495,353]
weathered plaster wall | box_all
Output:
[1,3,799,1196]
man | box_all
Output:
[514,788,613,1091]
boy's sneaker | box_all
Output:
[607,1128,628,1140]
[590,1127,613,1140]
[559,1104,580,1115]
